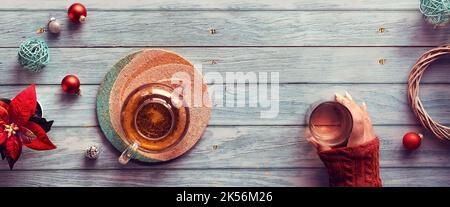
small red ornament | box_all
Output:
[68,3,87,23]
[403,132,423,150]
[61,75,81,94]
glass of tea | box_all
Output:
[118,83,189,164]
[306,100,353,148]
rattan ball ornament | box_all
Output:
[408,45,450,140]
[419,0,450,26]
[18,38,50,72]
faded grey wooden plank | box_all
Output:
[0,0,419,10]
[0,168,449,186]
[1,125,449,170]
[380,168,450,187]
[0,169,328,187]
[0,84,447,126]
[1,47,449,84]
[1,11,448,47]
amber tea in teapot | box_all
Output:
[135,100,174,139]
[119,83,189,163]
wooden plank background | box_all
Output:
[1,11,449,47]
[0,0,449,186]
[0,0,421,10]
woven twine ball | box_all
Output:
[408,45,450,140]
[420,0,450,26]
[18,38,50,72]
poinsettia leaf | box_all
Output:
[9,84,37,126]
[0,100,9,111]
[7,156,18,169]
[4,135,22,170]
[0,131,7,146]
[0,105,8,123]
[23,121,56,150]
[18,126,37,144]
[29,116,54,133]
[0,99,10,124]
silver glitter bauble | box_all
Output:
[48,17,61,34]
[85,145,100,159]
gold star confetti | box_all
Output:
[36,27,46,34]
[209,28,217,35]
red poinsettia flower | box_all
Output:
[0,84,56,169]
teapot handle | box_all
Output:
[118,142,139,165]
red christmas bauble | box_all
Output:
[68,3,87,23]
[403,132,423,150]
[61,75,81,94]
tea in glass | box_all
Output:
[306,101,353,148]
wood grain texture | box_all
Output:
[1,47,450,84]
[1,0,449,187]
[1,125,450,170]
[0,0,419,10]
[0,168,449,187]
[1,11,449,47]
[0,169,329,187]
[0,84,448,127]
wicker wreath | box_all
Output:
[408,45,450,140]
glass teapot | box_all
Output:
[118,82,190,165]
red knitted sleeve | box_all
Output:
[318,138,382,187]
